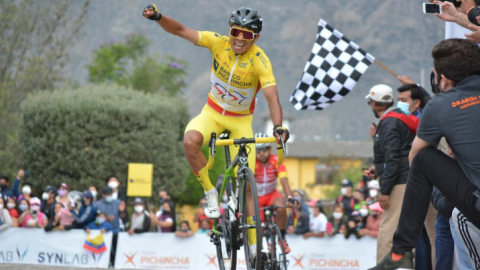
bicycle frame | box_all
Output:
[208,133,284,236]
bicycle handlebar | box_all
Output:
[207,132,287,169]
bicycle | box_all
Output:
[260,205,293,270]
[208,131,286,270]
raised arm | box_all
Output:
[143,4,199,44]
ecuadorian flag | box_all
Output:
[83,232,107,253]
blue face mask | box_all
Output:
[397,101,411,115]
[105,196,114,203]
[96,217,105,224]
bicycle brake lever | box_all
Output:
[209,132,216,158]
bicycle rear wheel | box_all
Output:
[239,168,262,270]
[215,175,237,270]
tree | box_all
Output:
[0,0,90,175]
[87,33,187,95]
[19,84,190,197]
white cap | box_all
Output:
[368,180,380,189]
[365,84,393,103]
[30,197,41,206]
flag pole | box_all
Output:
[374,59,398,79]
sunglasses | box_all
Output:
[229,27,257,41]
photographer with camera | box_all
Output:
[369,38,480,270]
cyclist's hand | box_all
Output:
[273,125,289,144]
[143,4,162,21]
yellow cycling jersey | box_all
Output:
[197,31,276,116]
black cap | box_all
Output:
[341,179,353,187]
[101,186,113,195]
[134,197,145,204]
[44,185,57,195]
[82,190,93,199]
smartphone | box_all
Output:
[423,3,442,14]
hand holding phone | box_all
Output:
[423,3,442,14]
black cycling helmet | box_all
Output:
[229,7,263,33]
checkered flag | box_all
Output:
[290,19,375,110]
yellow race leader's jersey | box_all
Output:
[197,31,277,116]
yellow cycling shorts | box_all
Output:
[185,105,256,173]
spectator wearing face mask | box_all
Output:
[327,204,347,236]
[85,211,114,233]
[158,189,176,218]
[46,202,74,231]
[94,186,120,232]
[21,197,47,228]
[6,197,19,226]
[303,200,327,239]
[366,180,380,204]
[71,190,97,229]
[197,218,212,235]
[345,211,365,239]
[41,186,57,221]
[359,201,383,238]
[56,183,70,208]
[0,176,14,200]
[127,198,151,235]
[150,200,176,233]
[336,179,359,219]
[106,175,127,203]
[16,198,30,224]
[0,197,12,232]
[16,182,33,203]
[88,186,99,202]
[175,220,194,238]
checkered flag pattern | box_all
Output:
[290,19,375,110]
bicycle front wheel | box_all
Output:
[215,175,237,270]
[239,167,262,270]
[274,226,288,270]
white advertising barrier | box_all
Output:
[115,232,377,270]
[0,228,112,268]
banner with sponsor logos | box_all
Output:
[0,228,112,268]
[115,232,376,270]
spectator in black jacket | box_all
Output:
[365,84,415,264]
[41,186,57,221]
[128,198,151,235]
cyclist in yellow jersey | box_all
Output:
[143,5,289,259]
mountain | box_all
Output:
[67,0,444,142]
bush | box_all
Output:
[176,145,226,206]
[19,84,189,197]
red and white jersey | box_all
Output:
[254,154,288,196]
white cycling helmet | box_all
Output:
[255,133,271,149]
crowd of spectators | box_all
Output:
[0,168,385,241]
[284,181,383,241]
